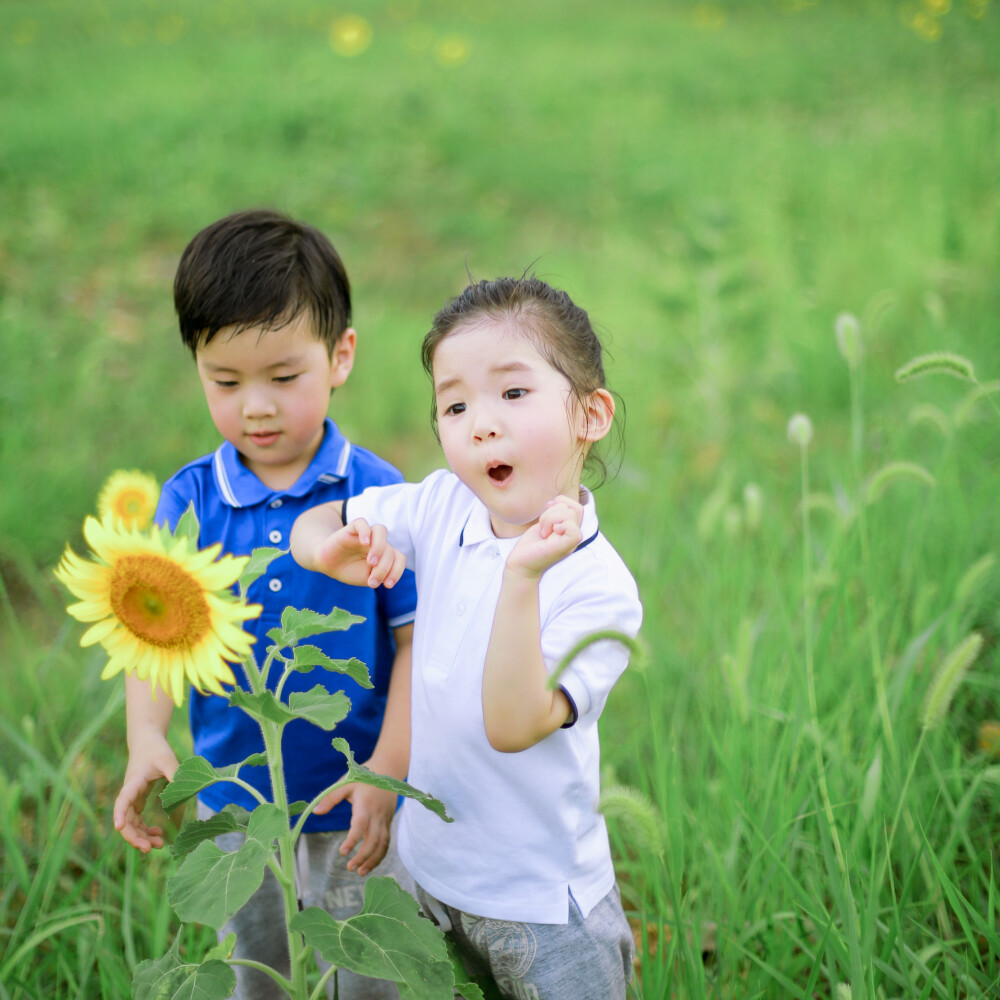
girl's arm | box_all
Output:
[481,496,582,752]
[291,500,405,589]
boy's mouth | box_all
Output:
[487,463,513,484]
[249,431,280,447]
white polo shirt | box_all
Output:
[346,469,643,924]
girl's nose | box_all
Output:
[471,412,499,441]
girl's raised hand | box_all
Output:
[314,518,406,588]
[506,495,584,578]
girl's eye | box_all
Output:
[443,402,466,416]
[503,388,527,400]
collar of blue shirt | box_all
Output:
[212,418,352,508]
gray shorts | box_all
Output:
[413,881,635,1000]
[197,801,415,1000]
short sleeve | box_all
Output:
[347,471,451,573]
[155,478,199,535]
[540,560,643,724]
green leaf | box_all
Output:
[444,938,486,1000]
[160,757,223,810]
[290,877,454,998]
[332,738,452,823]
[171,502,200,544]
[238,546,286,596]
[288,686,352,730]
[290,644,372,689]
[170,811,241,860]
[204,933,237,963]
[269,606,366,648]
[168,805,285,929]
[132,943,235,1000]
[229,688,298,727]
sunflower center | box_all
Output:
[109,554,211,648]
[115,489,148,520]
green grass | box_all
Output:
[2,0,999,996]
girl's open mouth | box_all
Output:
[487,464,513,484]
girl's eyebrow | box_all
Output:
[435,361,533,395]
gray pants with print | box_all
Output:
[413,881,635,1000]
[199,802,415,1000]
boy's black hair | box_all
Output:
[174,209,351,355]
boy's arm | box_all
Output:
[113,675,179,852]
[313,623,413,875]
[481,497,581,753]
[291,500,405,589]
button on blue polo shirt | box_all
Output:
[155,419,417,832]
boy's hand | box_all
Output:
[113,731,179,853]
[313,778,397,876]
[314,519,406,589]
[506,495,584,578]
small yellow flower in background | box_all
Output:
[912,10,943,36]
[97,469,160,531]
[434,34,471,67]
[923,0,951,14]
[55,516,261,706]
[692,4,726,30]
[330,15,373,56]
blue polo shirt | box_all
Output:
[155,419,417,832]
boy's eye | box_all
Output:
[214,380,238,389]
[503,388,527,400]
[443,402,466,416]
[273,374,299,384]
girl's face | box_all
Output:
[431,319,611,537]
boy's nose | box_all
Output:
[243,388,277,418]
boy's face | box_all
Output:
[195,313,355,490]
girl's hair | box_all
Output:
[421,274,622,486]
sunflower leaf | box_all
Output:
[290,645,372,688]
[171,811,241,859]
[168,804,286,929]
[238,546,286,597]
[287,686,352,731]
[229,688,298,727]
[331,738,453,823]
[270,607,367,648]
[132,944,236,1000]
[289,877,454,996]
[161,756,225,809]
[172,502,200,544]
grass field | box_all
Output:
[2,0,999,997]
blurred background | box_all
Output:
[2,1,999,997]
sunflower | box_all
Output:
[55,516,261,706]
[97,469,160,530]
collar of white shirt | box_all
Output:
[458,485,600,551]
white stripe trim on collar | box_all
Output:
[214,448,242,508]
[335,440,352,477]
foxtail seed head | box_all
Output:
[787,413,814,448]
[895,351,976,384]
[835,313,861,367]
[921,632,983,731]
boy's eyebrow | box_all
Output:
[200,355,308,373]
[435,361,533,395]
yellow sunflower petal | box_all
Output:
[80,618,119,646]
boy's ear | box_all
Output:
[578,388,615,443]
[329,328,357,388]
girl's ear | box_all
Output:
[577,388,615,443]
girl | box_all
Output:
[290,275,642,1000]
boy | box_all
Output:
[113,209,416,1000]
